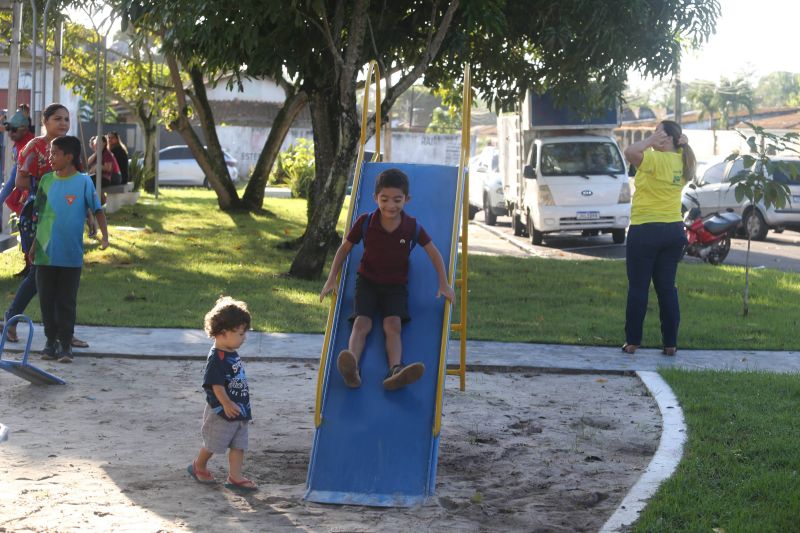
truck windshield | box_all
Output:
[540,142,625,177]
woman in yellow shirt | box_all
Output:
[622,120,696,356]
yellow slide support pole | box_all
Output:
[434,65,471,436]
[314,61,382,428]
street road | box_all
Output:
[469,213,800,272]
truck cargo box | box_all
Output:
[526,92,619,130]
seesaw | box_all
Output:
[0,314,66,385]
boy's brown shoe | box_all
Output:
[383,362,425,391]
[337,350,361,388]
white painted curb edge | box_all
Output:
[599,370,687,533]
[470,220,543,256]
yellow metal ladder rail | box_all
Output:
[434,64,471,436]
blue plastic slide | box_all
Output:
[305,162,461,507]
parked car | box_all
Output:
[158,145,239,188]
[468,147,505,225]
[682,156,800,240]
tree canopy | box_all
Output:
[116,0,721,278]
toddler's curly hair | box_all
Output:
[204,296,251,337]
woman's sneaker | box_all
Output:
[58,344,74,364]
[382,362,425,391]
[41,340,59,360]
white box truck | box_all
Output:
[499,92,631,245]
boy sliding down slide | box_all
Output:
[320,168,455,391]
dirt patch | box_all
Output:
[0,358,660,532]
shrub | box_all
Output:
[268,153,290,186]
[128,155,155,192]
[279,139,315,199]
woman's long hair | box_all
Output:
[660,120,696,182]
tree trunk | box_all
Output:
[242,90,308,209]
[165,52,242,210]
[187,66,243,210]
[289,91,360,279]
[135,106,158,192]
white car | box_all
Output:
[468,148,505,225]
[682,156,800,240]
[158,145,239,188]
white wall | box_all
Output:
[0,67,80,136]
[214,126,472,177]
[205,78,285,103]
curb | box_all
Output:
[599,370,687,532]
[470,220,543,256]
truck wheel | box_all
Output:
[512,213,524,236]
[611,228,626,244]
[744,209,768,241]
[483,195,497,226]
[467,205,479,220]
[527,215,543,245]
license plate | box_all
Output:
[576,211,600,220]
[793,195,800,204]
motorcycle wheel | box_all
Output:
[707,235,731,265]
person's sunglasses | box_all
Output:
[6,127,18,133]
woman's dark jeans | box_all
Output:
[5,265,37,323]
[625,222,687,348]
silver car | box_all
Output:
[682,156,800,240]
[468,148,505,225]
[158,145,239,188]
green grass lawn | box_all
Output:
[1,188,798,350]
[633,369,800,533]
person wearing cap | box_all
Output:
[1,110,35,211]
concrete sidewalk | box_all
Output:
[4,322,799,373]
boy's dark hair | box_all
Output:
[374,168,409,195]
[204,296,251,337]
[52,136,82,169]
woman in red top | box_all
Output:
[87,135,121,185]
[5,104,89,348]
[15,104,70,192]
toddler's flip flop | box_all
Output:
[224,476,258,492]
[187,461,215,484]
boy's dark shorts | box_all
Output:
[350,274,410,323]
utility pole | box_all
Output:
[41,0,53,112]
[51,14,62,102]
[29,0,37,122]
[674,60,682,126]
[3,0,23,237]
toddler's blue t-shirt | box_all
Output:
[202,347,252,421]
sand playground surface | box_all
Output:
[0,357,660,532]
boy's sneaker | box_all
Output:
[383,362,425,391]
[337,350,361,388]
[41,340,59,360]
[57,344,74,364]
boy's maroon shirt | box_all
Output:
[346,209,431,284]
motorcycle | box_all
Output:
[682,195,742,265]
